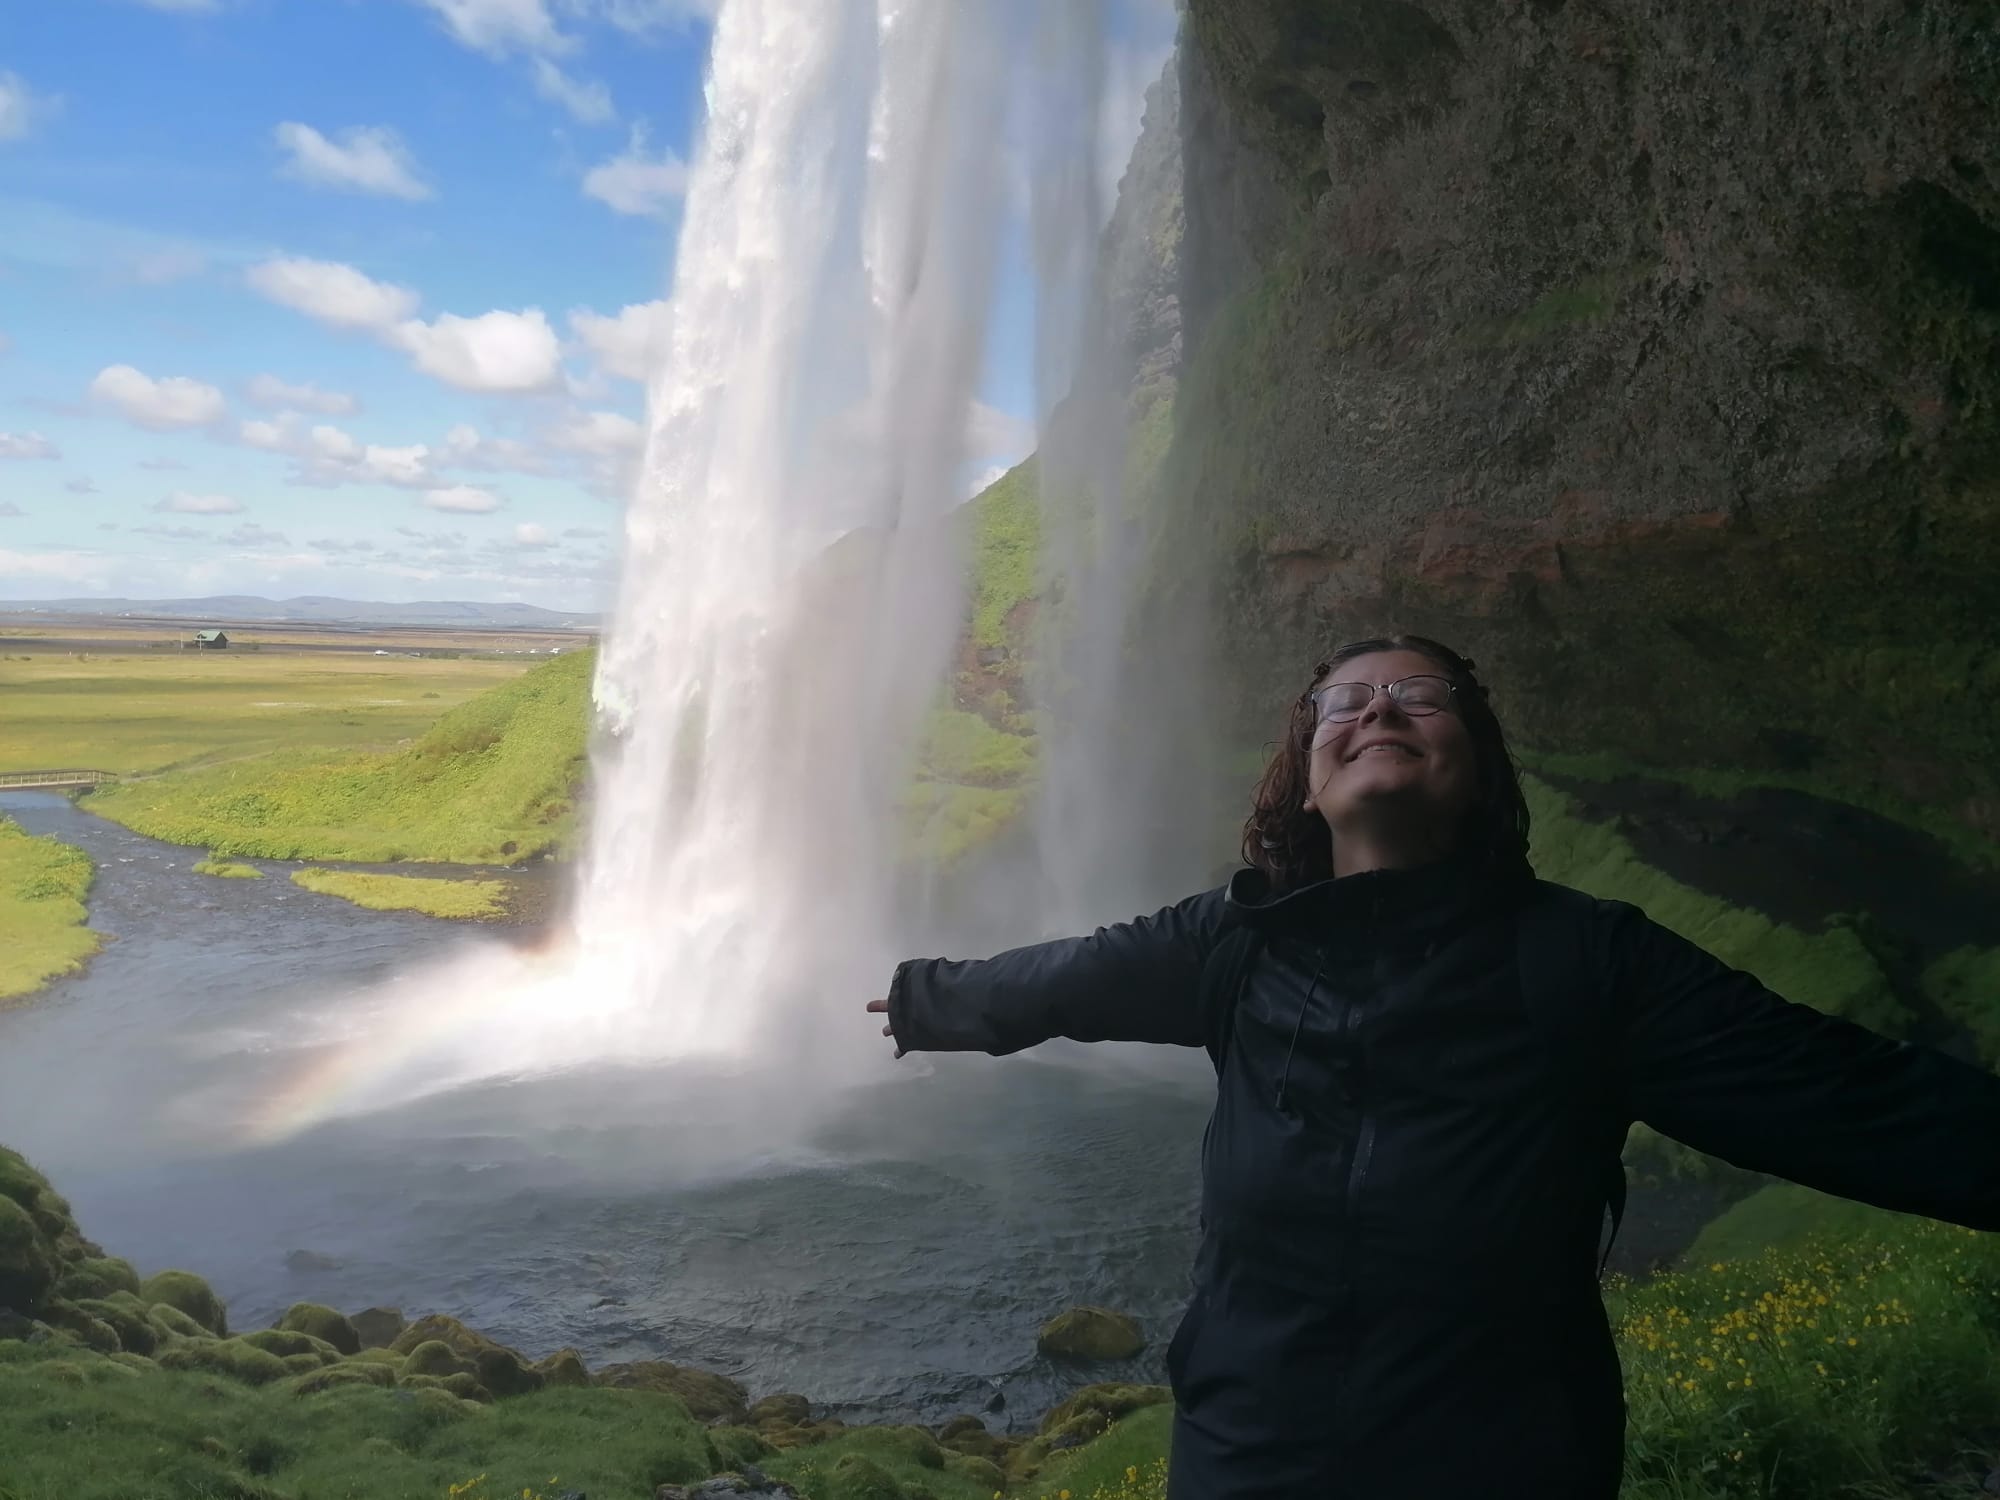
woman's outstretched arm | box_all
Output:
[873,887,1228,1058]
[1612,900,2000,1230]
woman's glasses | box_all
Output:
[1301,674,1457,745]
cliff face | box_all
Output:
[1169,0,2000,841]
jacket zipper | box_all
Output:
[1328,901,1383,1454]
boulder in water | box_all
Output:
[351,1305,407,1349]
[142,1270,228,1337]
[283,1248,344,1274]
[595,1359,750,1423]
[1036,1306,1144,1362]
[278,1302,361,1356]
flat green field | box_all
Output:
[0,653,535,777]
[0,815,100,1004]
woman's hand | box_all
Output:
[865,997,904,1059]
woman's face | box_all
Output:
[1304,649,1481,839]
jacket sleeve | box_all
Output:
[1608,899,2000,1231]
[886,886,1227,1056]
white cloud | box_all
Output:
[275,123,433,201]
[532,59,614,124]
[513,522,555,547]
[569,299,671,383]
[0,549,109,585]
[133,523,210,541]
[247,257,421,330]
[90,365,229,430]
[245,374,358,415]
[393,309,563,393]
[418,0,570,56]
[965,463,1007,499]
[441,424,550,474]
[0,432,59,460]
[591,0,719,31]
[223,523,291,548]
[423,484,503,513]
[582,126,688,217]
[0,71,59,144]
[155,492,244,515]
[549,409,642,456]
[0,502,23,518]
[967,400,1033,461]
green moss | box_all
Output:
[913,709,1036,788]
[193,857,263,879]
[141,1270,227,1337]
[1919,943,2000,1067]
[289,868,508,920]
[966,459,1040,651]
[242,1327,342,1364]
[54,1256,141,1302]
[157,1337,288,1386]
[401,1340,473,1380]
[0,1194,57,1314]
[899,782,1028,866]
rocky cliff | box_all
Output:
[1167,0,2000,846]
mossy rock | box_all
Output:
[148,1304,209,1341]
[1044,1409,1110,1449]
[277,1302,361,1356]
[594,1359,750,1423]
[855,1426,945,1470]
[533,1347,590,1387]
[401,1339,474,1379]
[751,1392,813,1427]
[825,1453,903,1500]
[41,1299,121,1354]
[1037,1381,1172,1435]
[440,1371,491,1403]
[472,1346,543,1398]
[55,1256,142,1302]
[281,1352,324,1375]
[242,1328,341,1363]
[942,1453,1005,1490]
[0,1195,58,1314]
[75,1295,159,1356]
[1036,1306,1144,1362]
[388,1313,508,1361]
[351,1305,406,1349]
[935,1414,985,1442]
[707,1425,775,1471]
[397,1372,450,1393]
[109,1350,158,1375]
[142,1270,227,1336]
[350,1345,405,1367]
[287,1359,397,1395]
[0,1147,53,1213]
[158,1337,289,1386]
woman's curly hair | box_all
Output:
[1242,633,1532,892]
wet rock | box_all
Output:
[983,1388,1005,1413]
[283,1249,344,1274]
[142,1270,228,1337]
[1036,1306,1144,1362]
[351,1306,407,1349]
[936,1415,985,1442]
[595,1360,750,1424]
[654,1470,801,1499]
[534,1347,592,1387]
[278,1303,361,1356]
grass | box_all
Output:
[902,709,1038,865]
[1920,944,2000,1068]
[83,653,593,866]
[1023,1408,1173,1500]
[193,857,263,880]
[967,460,1040,652]
[0,815,101,1005]
[290,869,508,921]
[0,652,533,779]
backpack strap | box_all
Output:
[1515,880,1627,1278]
[1197,921,1265,1073]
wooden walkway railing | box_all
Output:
[0,769,118,790]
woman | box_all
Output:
[866,635,2000,1498]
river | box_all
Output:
[0,791,1211,1427]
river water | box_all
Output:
[0,791,1211,1427]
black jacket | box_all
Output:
[887,852,2000,1499]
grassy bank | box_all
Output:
[0,815,101,1004]
[0,652,533,778]
[290,869,508,920]
[84,653,592,866]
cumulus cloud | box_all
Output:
[275,123,433,201]
[967,400,1033,461]
[583,126,689,217]
[593,0,719,31]
[90,365,229,430]
[568,299,671,383]
[394,309,563,393]
[513,522,555,547]
[549,409,642,456]
[0,431,59,460]
[154,491,245,514]
[247,257,421,330]
[423,484,502,513]
[223,523,291,548]
[417,0,570,56]
[441,424,549,474]
[244,374,358,415]
[532,59,614,123]
[246,417,440,490]
[0,71,59,144]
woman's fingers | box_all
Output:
[865,997,888,1013]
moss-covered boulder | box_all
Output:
[822,1453,903,1500]
[1036,1306,1144,1362]
[75,1295,158,1355]
[54,1256,141,1302]
[276,1302,360,1356]
[856,1427,945,1470]
[286,1360,396,1396]
[708,1425,776,1471]
[0,1147,51,1213]
[401,1339,474,1379]
[148,1304,208,1342]
[158,1337,288,1385]
[142,1270,227,1336]
[1038,1381,1172,1434]
[40,1299,120,1353]
[942,1452,1005,1491]
[533,1347,590,1387]
[595,1359,750,1423]
[472,1345,543,1398]
[242,1327,341,1364]
[282,1351,324,1375]
[389,1313,497,1358]
[751,1393,813,1427]
[0,1194,57,1314]
[440,1371,491,1403]
[351,1305,406,1349]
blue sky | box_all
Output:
[0,0,1172,611]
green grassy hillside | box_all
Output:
[83,653,593,867]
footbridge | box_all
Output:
[0,769,118,791]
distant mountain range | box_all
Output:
[0,596,600,628]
